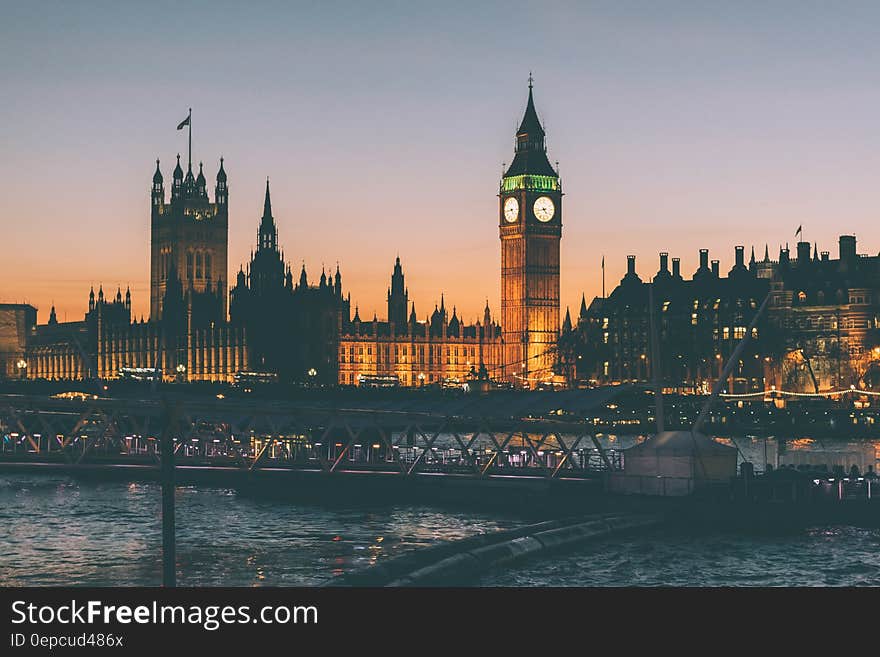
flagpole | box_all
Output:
[602,255,605,299]
[187,108,192,171]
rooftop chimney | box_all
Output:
[735,245,744,267]
[626,254,636,275]
[711,260,720,277]
[659,252,669,272]
[699,249,709,269]
[821,251,829,262]
[672,257,681,278]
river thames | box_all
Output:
[2,471,878,587]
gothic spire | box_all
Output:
[562,307,572,332]
[517,74,545,139]
[262,177,272,219]
[504,75,557,178]
[258,178,277,252]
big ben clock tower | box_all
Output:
[499,78,562,387]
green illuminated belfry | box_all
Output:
[501,76,560,192]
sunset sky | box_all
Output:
[3,1,880,325]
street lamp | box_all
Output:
[308,368,317,386]
[418,372,425,387]
[16,359,27,379]
[175,363,186,383]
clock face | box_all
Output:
[533,196,555,222]
[503,197,519,223]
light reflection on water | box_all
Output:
[480,525,880,587]
[0,474,520,587]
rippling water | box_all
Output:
[0,474,521,586]
[481,526,880,586]
[3,473,879,587]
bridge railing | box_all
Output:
[0,394,624,479]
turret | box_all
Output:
[172,154,183,199]
[299,264,308,288]
[797,241,811,265]
[387,255,408,326]
[48,305,57,325]
[334,264,342,297]
[125,286,131,311]
[215,157,228,205]
[89,286,95,312]
[183,161,196,197]
[152,159,164,207]
[562,307,572,333]
[195,162,207,197]
[839,235,857,262]
[448,307,460,337]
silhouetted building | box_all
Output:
[566,237,880,393]
[24,155,246,383]
[0,304,36,379]
[229,180,346,384]
[151,156,228,322]
[764,236,880,391]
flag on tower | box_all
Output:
[177,114,191,130]
[795,225,802,238]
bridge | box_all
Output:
[0,388,630,489]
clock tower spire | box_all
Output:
[499,77,562,387]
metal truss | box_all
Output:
[0,394,622,480]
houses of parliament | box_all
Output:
[5,81,880,395]
[0,83,561,388]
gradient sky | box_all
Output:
[3,1,880,325]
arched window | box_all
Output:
[195,252,203,279]
[186,252,194,280]
[797,291,807,303]
[205,253,212,281]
